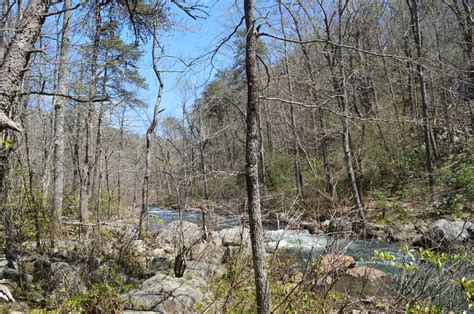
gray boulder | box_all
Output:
[218,227,250,247]
[124,272,210,312]
[345,267,389,282]
[390,222,419,242]
[420,219,473,247]
[322,218,352,235]
[149,256,174,272]
[365,223,391,240]
[155,221,202,248]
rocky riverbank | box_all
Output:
[0,211,472,312]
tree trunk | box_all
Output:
[244,0,271,311]
[0,0,9,62]
[0,0,50,266]
[330,1,364,220]
[79,0,101,237]
[278,1,303,198]
[285,2,335,198]
[409,0,435,188]
[52,0,72,241]
[117,106,125,211]
[0,0,50,132]
[139,36,163,239]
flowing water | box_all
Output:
[149,206,403,273]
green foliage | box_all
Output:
[61,282,126,313]
[267,154,294,192]
[373,246,473,311]
[455,277,474,309]
[452,164,474,202]
[405,302,443,314]
[373,250,395,261]
[433,155,473,216]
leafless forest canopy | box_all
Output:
[0,0,472,312]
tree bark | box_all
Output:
[409,0,435,188]
[0,0,50,132]
[244,0,271,311]
[278,1,303,198]
[52,0,72,241]
[287,1,335,198]
[330,0,364,219]
[79,0,101,237]
[139,35,163,239]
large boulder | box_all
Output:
[155,221,202,248]
[35,262,87,307]
[390,222,419,242]
[186,261,226,279]
[365,223,391,240]
[345,267,389,282]
[187,235,226,264]
[218,227,251,247]
[418,219,473,247]
[322,218,352,235]
[124,272,210,312]
[148,256,174,272]
[319,254,355,275]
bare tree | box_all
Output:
[139,35,163,239]
[52,0,72,241]
[79,0,101,237]
[244,0,271,311]
[408,0,435,188]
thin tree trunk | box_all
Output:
[257,101,267,191]
[139,36,163,239]
[244,0,271,311]
[285,2,335,197]
[331,1,364,219]
[118,106,125,211]
[409,0,435,188]
[52,0,72,241]
[278,1,303,197]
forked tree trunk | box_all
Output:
[244,0,271,311]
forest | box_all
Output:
[0,0,472,312]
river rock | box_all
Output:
[149,248,165,257]
[365,223,391,240]
[186,261,226,279]
[390,222,419,242]
[188,236,226,264]
[218,227,251,247]
[2,268,20,281]
[35,262,87,307]
[131,240,148,255]
[322,218,352,235]
[345,267,389,281]
[418,219,473,247]
[155,221,202,248]
[319,254,355,274]
[149,256,174,272]
[124,272,209,312]
[301,222,320,234]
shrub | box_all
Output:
[61,283,127,313]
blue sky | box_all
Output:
[128,0,241,133]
